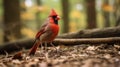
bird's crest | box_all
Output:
[49,9,58,16]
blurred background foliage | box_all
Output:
[0,0,120,44]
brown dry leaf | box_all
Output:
[12,52,23,60]
[86,46,97,51]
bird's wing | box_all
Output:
[35,18,49,39]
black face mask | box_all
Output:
[52,16,58,24]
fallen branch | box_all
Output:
[1,26,120,54]
[0,39,34,54]
[54,37,120,46]
[57,26,120,38]
[0,37,120,54]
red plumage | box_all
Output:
[49,9,58,16]
[29,9,60,55]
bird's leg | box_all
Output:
[40,42,43,51]
[50,42,57,50]
[45,42,48,52]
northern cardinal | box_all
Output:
[29,9,60,55]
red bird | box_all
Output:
[29,9,60,55]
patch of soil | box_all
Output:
[0,44,120,67]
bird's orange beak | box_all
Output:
[56,16,60,20]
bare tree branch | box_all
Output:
[57,26,120,38]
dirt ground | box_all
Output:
[0,44,120,67]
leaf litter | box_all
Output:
[0,44,120,67]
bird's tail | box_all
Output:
[29,39,40,55]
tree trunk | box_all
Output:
[114,0,120,26]
[3,0,22,42]
[85,0,96,29]
[36,0,42,30]
[102,0,110,27]
[61,0,70,33]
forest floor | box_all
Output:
[0,44,120,67]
